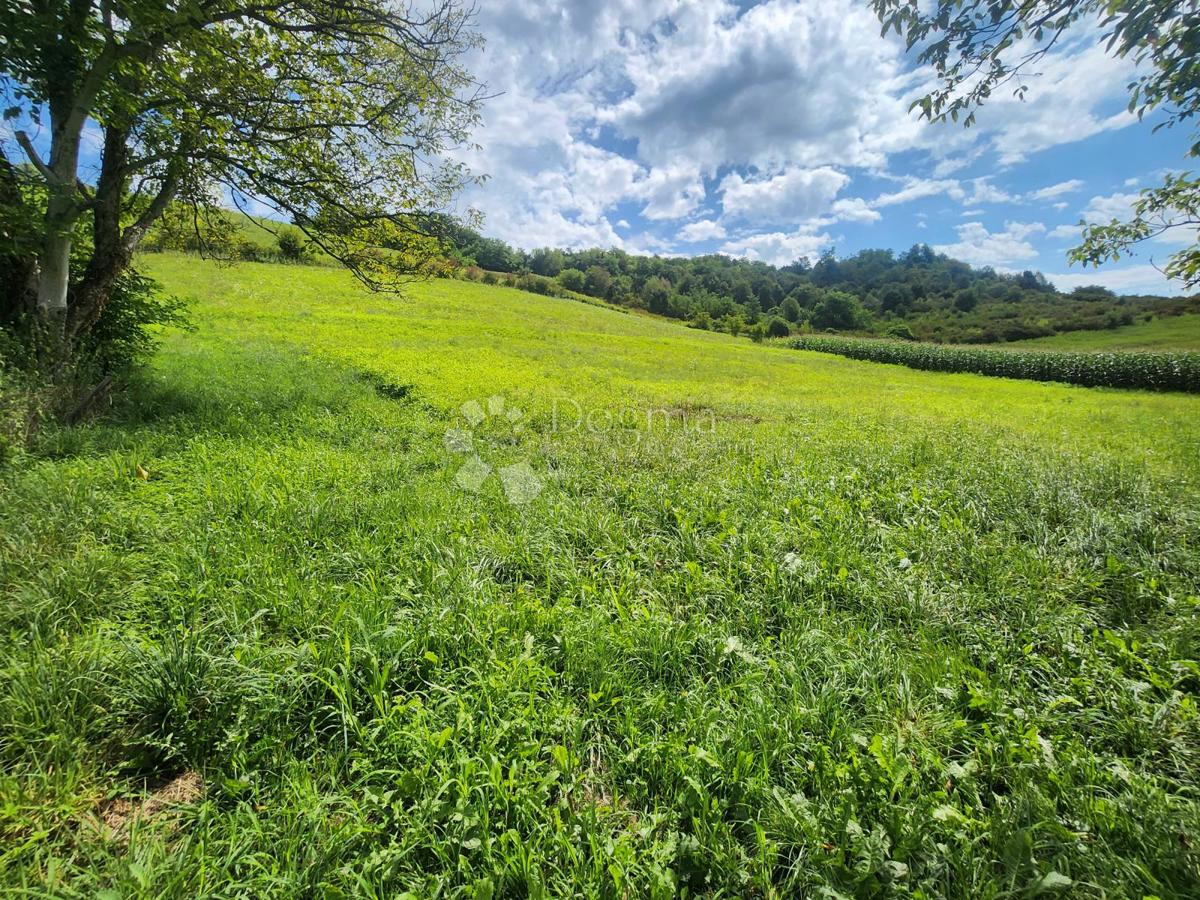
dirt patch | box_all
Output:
[86,771,204,842]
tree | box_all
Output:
[731,280,754,305]
[642,276,671,314]
[529,247,565,277]
[766,316,791,338]
[811,291,868,331]
[1,0,482,357]
[874,0,1200,288]
[583,265,611,298]
[879,283,912,314]
[779,295,802,323]
[473,238,519,273]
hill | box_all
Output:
[2,255,1198,896]
[442,223,1200,344]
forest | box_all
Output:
[442,224,1200,344]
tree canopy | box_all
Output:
[442,224,1198,344]
[1,0,483,346]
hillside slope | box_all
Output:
[1008,313,1200,351]
[1,254,1198,896]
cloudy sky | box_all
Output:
[453,0,1195,295]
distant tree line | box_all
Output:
[440,223,1200,345]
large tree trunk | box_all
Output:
[68,127,180,342]
[36,221,72,315]
[33,105,87,326]
[69,126,129,340]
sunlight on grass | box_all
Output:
[1,255,1197,896]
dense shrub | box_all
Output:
[557,268,587,293]
[790,335,1200,393]
[766,317,791,338]
[276,232,309,262]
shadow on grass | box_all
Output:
[29,340,400,460]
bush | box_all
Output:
[558,268,587,293]
[235,239,264,262]
[766,317,791,338]
[0,265,188,441]
[276,232,309,262]
[789,335,1200,393]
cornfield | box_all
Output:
[790,335,1200,393]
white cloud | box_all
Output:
[873,178,963,207]
[1046,264,1184,296]
[830,197,881,223]
[678,219,728,242]
[934,221,1046,267]
[446,1,1152,254]
[719,166,849,223]
[1078,188,1198,247]
[720,229,832,266]
[637,163,707,220]
[1082,190,1140,223]
[1027,179,1085,202]
[965,178,1015,204]
[603,0,920,173]
[1048,223,1083,240]
[947,34,1139,165]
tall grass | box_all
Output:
[1,256,1197,896]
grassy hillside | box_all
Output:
[2,254,1198,896]
[1008,314,1200,351]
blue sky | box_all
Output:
[455,0,1197,295]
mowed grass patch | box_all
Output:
[0,254,1198,897]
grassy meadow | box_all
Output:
[2,253,1199,896]
[1008,314,1200,351]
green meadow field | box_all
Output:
[1008,314,1200,351]
[2,254,1199,896]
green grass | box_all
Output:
[1008,314,1200,351]
[2,253,1198,897]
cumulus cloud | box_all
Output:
[927,32,1139,166]
[873,178,964,208]
[1047,223,1083,240]
[1082,190,1141,222]
[678,219,728,242]
[830,198,882,223]
[719,166,849,224]
[965,178,1015,205]
[720,229,832,266]
[447,0,1152,260]
[934,221,1046,267]
[605,0,918,173]
[638,163,707,220]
